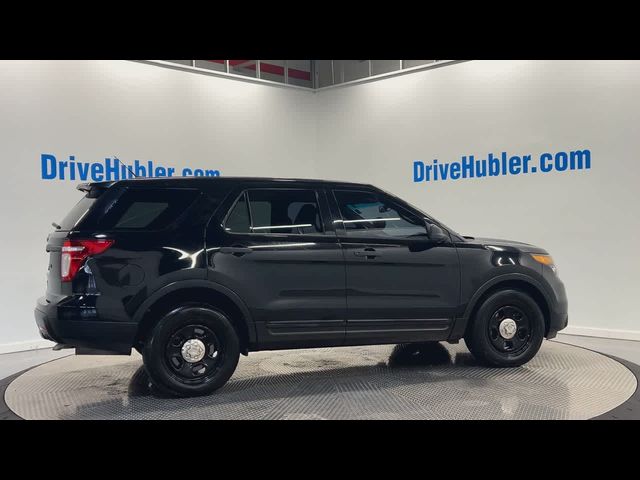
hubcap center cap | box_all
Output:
[181,339,206,363]
[499,318,518,339]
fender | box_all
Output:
[449,272,554,340]
[132,279,257,343]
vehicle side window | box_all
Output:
[333,190,427,238]
[98,188,200,231]
[224,189,324,235]
[224,193,251,233]
[115,202,168,229]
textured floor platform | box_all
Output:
[4,341,637,420]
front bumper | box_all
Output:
[546,312,568,339]
[544,270,569,339]
[35,296,137,353]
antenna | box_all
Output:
[114,155,138,178]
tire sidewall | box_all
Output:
[467,289,545,367]
[143,306,240,397]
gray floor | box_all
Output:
[0,333,638,381]
[0,348,72,379]
[553,333,640,364]
[5,341,636,420]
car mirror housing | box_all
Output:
[426,222,448,245]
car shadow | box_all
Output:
[127,342,480,400]
[388,342,453,368]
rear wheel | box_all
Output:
[465,289,545,367]
[142,305,240,397]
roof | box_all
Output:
[81,176,375,190]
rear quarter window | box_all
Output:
[97,188,201,231]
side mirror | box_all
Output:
[426,223,448,245]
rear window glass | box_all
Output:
[59,196,96,231]
[98,188,200,231]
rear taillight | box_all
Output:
[61,239,114,282]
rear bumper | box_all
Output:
[35,296,136,353]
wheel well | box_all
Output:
[135,288,251,354]
[466,280,550,336]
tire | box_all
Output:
[142,305,240,397]
[465,289,545,367]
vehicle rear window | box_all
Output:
[98,188,200,231]
[224,189,324,235]
[59,196,97,231]
[247,189,324,235]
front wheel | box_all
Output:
[142,306,240,397]
[465,289,545,367]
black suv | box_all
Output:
[35,177,568,396]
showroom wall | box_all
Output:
[316,60,640,340]
[0,60,318,352]
[0,60,638,352]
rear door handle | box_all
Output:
[353,248,382,258]
[219,247,253,255]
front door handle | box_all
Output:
[353,248,382,259]
[219,247,253,255]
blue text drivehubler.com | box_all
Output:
[413,149,591,182]
[40,154,221,181]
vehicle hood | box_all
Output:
[463,236,548,254]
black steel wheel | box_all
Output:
[465,289,545,367]
[143,305,240,397]
[164,324,224,384]
[487,305,531,355]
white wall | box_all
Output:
[316,60,640,340]
[0,60,318,352]
[1,60,639,352]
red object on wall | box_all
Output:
[204,60,311,81]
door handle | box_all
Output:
[219,247,253,255]
[353,248,382,258]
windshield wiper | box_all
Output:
[52,222,61,230]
